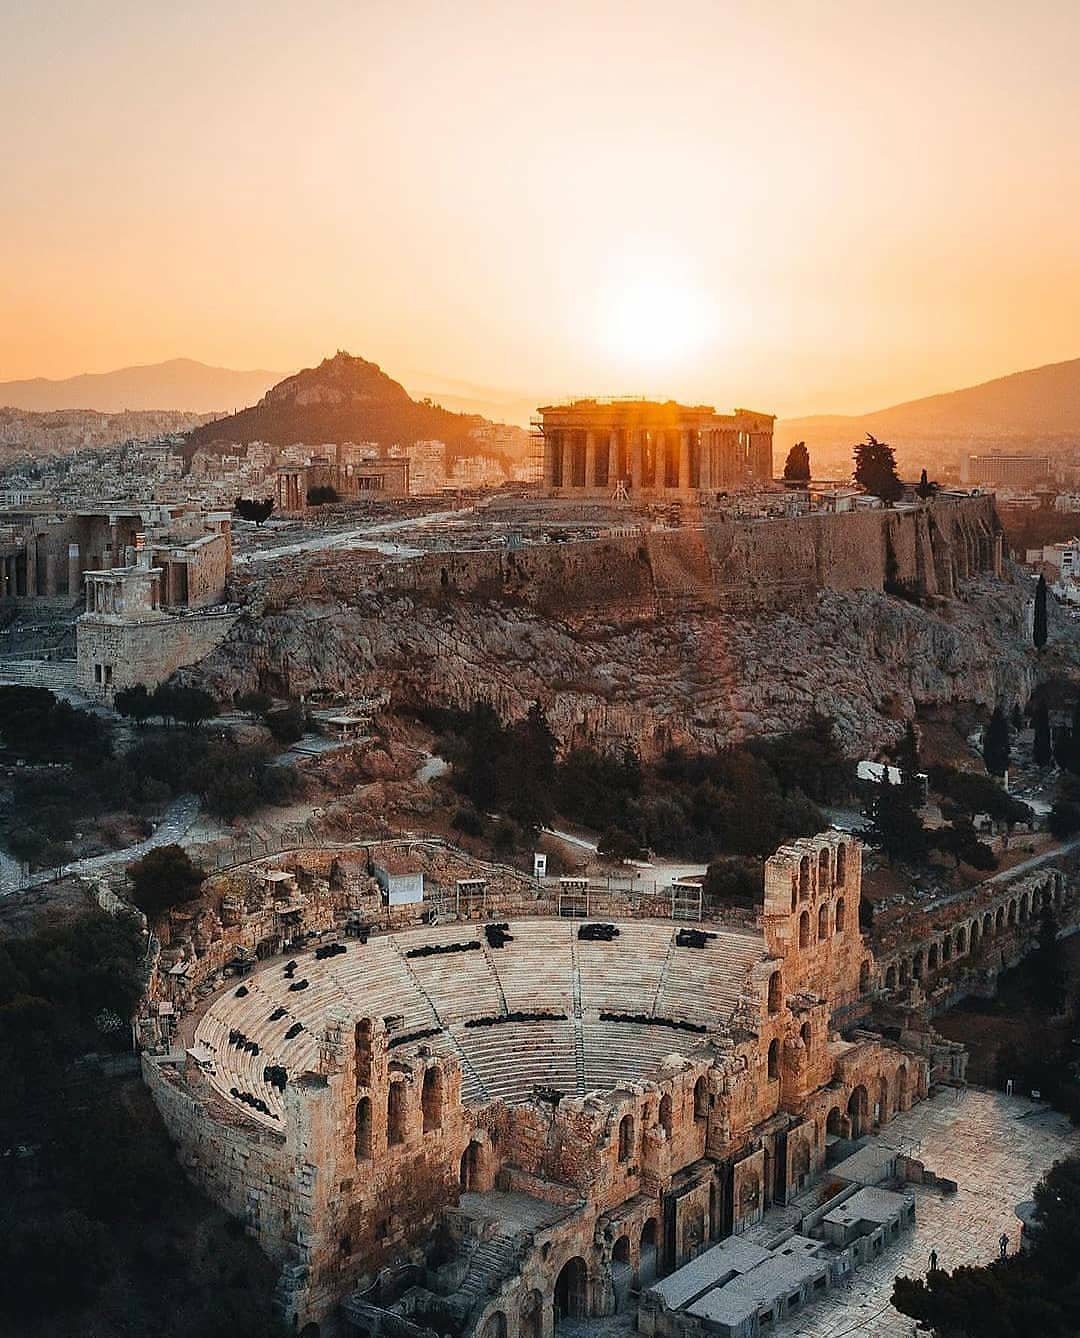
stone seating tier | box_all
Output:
[192,918,766,1130]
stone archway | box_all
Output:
[639,1218,660,1287]
[554,1256,590,1326]
[612,1234,633,1310]
[847,1084,869,1139]
[877,1074,890,1125]
[826,1105,844,1139]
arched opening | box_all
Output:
[913,949,924,980]
[1008,900,1017,926]
[798,910,811,949]
[422,1066,443,1133]
[835,898,846,934]
[618,1113,635,1162]
[659,1093,673,1136]
[826,1106,844,1139]
[639,1220,659,1288]
[694,1076,709,1121]
[460,1140,480,1192]
[354,1095,372,1161]
[818,847,831,889]
[554,1256,589,1324]
[983,912,993,939]
[928,943,939,971]
[520,1290,544,1338]
[478,1313,507,1338]
[942,937,952,963]
[387,1080,406,1146]
[995,905,1005,931]
[767,1038,780,1082]
[767,971,782,1014]
[799,856,810,900]
[896,1065,908,1110]
[885,964,897,991]
[859,959,871,994]
[847,1084,869,1139]
[800,1021,812,1053]
[612,1235,633,1309]
[818,903,830,940]
[299,1325,320,1338]
[955,927,966,956]
[970,921,980,952]
[1020,893,1030,923]
[899,958,911,987]
[836,843,847,886]
[877,1074,890,1124]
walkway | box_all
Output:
[0,794,201,897]
[232,506,474,565]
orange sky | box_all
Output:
[3,0,1080,418]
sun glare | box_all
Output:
[597,263,713,373]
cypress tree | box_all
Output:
[982,706,1011,778]
[1034,573,1048,650]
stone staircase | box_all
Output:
[0,658,78,690]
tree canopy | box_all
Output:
[783,441,810,481]
[234,496,274,525]
[853,434,904,504]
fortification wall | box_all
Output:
[76,606,239,698]
[257,496,1001,617]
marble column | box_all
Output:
[45,552,58,597]
[700,431,713,491]
[655,432,668,491]
[584,431,597,490]
[561,435,574,491]
[608,431,619,485]
[68,543,81,598]
[542,433,556,489]
[679,430,692,492]
[630,431,643,492]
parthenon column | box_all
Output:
[700,431,713,490]
[561,435,574,491]
[630,432,643,492]
[45,552,58,597]
[608,431,619,485]
[68,543,81,598]
[584,431,597,489]
[655,433,668,491]
[542,433,555,489]
[679,430,692,492]
[26,537,37,595]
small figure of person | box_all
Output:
[928,1249,938,1273]
[999,1232,1009,1259]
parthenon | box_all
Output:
[538,398,775,498]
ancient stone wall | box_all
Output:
[76,606,239,698]
[254,496,1001,619]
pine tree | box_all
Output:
[860,776,927,864]
[853,435,904,504]
[1034,573,1048,650]
[982,705,1011,778]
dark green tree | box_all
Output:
[915,468,939,500]
[933,820,998,871]
[983,706,1011,778]
[1034,573,1048,651]
[126,844,205,920]
[234,497,274,525]
[853,434,904,504]
[113,683,154,726]
[860,776,927,864]
[1030,905,1067,1014]
[1034,701,1053,767]
[783,441,810,481]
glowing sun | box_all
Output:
[598,262,713,371]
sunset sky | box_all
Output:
[3,0,1080,417]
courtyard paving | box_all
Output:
[774,1086,1080,1337]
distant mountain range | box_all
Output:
[186,351,525,460]
[0,358,279,414]
[777,357,1080,470]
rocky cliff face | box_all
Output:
[190,566,1047,759]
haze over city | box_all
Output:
[4,0,1080,416]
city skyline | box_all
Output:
[4,0,1080,417]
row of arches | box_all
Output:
[797,896,847,948]
[355,1067,446,1161]
[792,842,849,909]
[614,1078,711,1162]
[878,878,1062,994]
[823,1066,912,1143]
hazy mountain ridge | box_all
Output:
[778,356,1080,469]
[0,358,279,414]
[185,351,517,460]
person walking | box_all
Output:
[999,1232,1009,1259]
[928,1249,938,1272]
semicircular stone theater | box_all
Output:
[144,833,939,1337]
